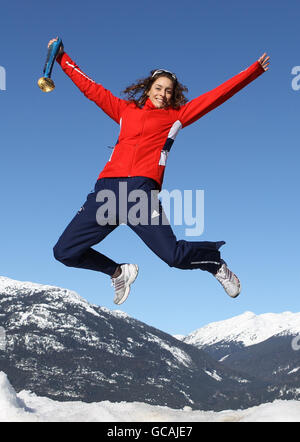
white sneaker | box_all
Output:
[214,260,241,298]
[111,264,139,305]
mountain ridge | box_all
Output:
[176,309,300,389]
[178,310,300,348]
[0,275,298,410]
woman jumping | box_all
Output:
[50,37,270,305]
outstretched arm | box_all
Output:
[48,38,128,124]
[178,53,270,128]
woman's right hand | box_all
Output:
[48,37,64,57]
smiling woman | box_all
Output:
[122,69,188,108]
[48,37,269,307]
[147,76,174,108]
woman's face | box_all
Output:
[147,76,174,108]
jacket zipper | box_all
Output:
[128,109,147,177]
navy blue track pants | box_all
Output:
[53,177,224,276]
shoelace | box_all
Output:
[223,265,234,281]
[111,277,125,291]
[218,264,235,282]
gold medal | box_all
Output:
[37,77,55,93]
[38,38,62,93]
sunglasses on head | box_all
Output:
[152,69,177,81]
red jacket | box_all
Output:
[57,53,264,188]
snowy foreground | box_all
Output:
[0,372,300,422]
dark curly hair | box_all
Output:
[122,70,188,109]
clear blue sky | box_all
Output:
[1,0,299,335]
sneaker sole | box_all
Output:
[229,288,241,298]
[114,264,139,305]
[228,281,241,298]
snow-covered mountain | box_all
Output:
[0,275,298,411]
[179,311,300,348]
[177,311,300,389]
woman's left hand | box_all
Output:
[258,53,270,71]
